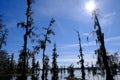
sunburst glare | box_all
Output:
[85,0,96,13]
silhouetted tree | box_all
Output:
[31,52,36,80]
[60,66,63,79]
[60,66,63,74]
[35,61,40,79]
[76,31,85,80]
[91,64,97,76]
[51,43,59,80]
[30,42,41,80]
[0,50,9,74]
[108,52,119,76]
[0,15,8,50]
[118,62,120,73]
[0,15,9,79]
[44,55,49,80]
[29,47,40,80]
[9,53,14,74]
[37,18,55,80]
[0,51,17,80]
[17,50,28,80]
[93,11,114,80]
[17,0,35,79]
[63,65,66,74]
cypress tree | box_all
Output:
[39,18,55,80]
[17,0,34,79]
[51,43,59,80]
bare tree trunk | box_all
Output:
[93,12,114,80]
[76,31,85,80]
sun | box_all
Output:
[85,0,96,13]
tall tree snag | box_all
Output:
[76,31,85,80]
[93,11,114,80]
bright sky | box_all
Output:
[0,0,120,67]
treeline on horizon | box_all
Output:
[0,0,120,80]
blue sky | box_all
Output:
[0,0,120,67]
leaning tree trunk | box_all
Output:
[93,12,114,80]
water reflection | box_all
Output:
[1,70,120,80]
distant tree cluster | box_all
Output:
[0,50,15,74]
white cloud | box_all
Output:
[82,41,96,46]
[59,36,120,49]
[59,44,78,49]
[57,55,97,67]
[59,41,96,49]
[82,33,89,36]
[105,36,120,42]
[105,36,120,47]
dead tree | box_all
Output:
[93,11,114,80]
[76,31,85,80]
